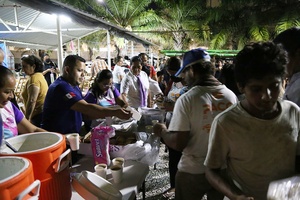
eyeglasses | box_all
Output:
[100,82,113,88]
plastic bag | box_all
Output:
[121,134,160,166]
[267,175,300,200]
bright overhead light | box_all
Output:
[60,15,72,22]
[25,47,30,50]
[51,14,72,23]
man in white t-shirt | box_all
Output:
[153,48,237,200]
[205,42,300,200]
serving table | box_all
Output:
[70,155,149,200]
[71,114,163,200]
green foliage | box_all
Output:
[237,36,248,50]
[56,0,300,51]
[249,26,269,41]
[210,31,228,49]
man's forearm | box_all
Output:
[160,128,189,151]
[205,168,250,200]
[121,93,129,106]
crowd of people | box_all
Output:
[1,27,300,200]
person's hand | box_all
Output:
[115,108,132,120]
[51,68,55,73]
[121,102,129,109]
[153,123,167,137]
[48,68,56,73]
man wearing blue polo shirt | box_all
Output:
[42,55,131,134]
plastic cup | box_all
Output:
[94,163,107,179]
[110,164,123,183]
[66,133,80,151]
[112,157,124,167]
[152,120,159,125]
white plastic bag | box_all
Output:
[121,134,160,166]
[267,175,300,200]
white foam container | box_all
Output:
[72,170,122,200]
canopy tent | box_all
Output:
[160,49,239,58]
[0,0,155,68]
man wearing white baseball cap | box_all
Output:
[153,48,238,200]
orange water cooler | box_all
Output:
[0,132,72,200]
[0,156,40,200]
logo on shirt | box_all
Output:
[65,92,76,99]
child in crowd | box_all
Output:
[205,41,300,200]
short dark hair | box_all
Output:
[63,55,86,69]
[138,53,148,58]
[166,56,181,71]
[219,63,241,96]
[157,70,164,77]
[21,55,44,73]
[0,65,14,88]
[274,27,300,56]
[191,61,215,76]
[114,56,123,64]
[234,41,287,88]
[95,69,112,82]
[130,56,141,65]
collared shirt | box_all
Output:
[121,71,149,109]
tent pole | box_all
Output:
[107,30,111,70]
[131,41,134,58]
[14,4,19,31]
[56,15,63,71]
